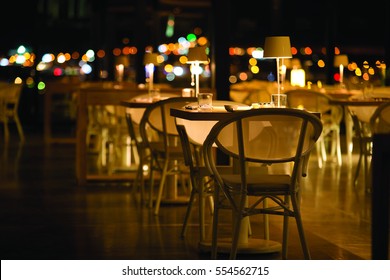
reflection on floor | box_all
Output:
[0,132,388,260]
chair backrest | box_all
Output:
[348,105,378,138]
[127,93,179,125]
[285,89,331,113]
[370,102,390,134]
[176,123,197,170]
[203,108,323,191]
[0,83,23,119]
[286,88,343,125]
[140,97,197,148]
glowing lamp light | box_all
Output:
[115,64,124,82]
[290,69,306,87]
[186,46,209,96]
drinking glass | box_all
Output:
[198,93,213,111]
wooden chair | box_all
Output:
[202,108,323,259]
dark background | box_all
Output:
[0,0,388,57]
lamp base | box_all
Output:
[271,94,287,108]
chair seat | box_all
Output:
[221,174,291,194]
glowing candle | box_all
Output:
[339,64,344,84]
[116,64,124,82]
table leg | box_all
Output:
[344,107,354,164]
[160,143,190,204]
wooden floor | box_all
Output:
[0,130,385,260]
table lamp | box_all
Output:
[334,54,349,86]
[144,52,159,93]
[186,46,209,96]
[263,36,292,107]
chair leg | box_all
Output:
[198,177,206,242]
[282,212,289,259]
[291,196,311,260]
[316,140,323,168]
[263,199,269,240]
[211,186,220,259]
[3,119,10,143]
[180,177,198,238]
[320,140,327,162]
[353,141,364,187]
[229,210,243,260]
[148,157,156,208]
[363,141,372,193]
[132,158,145,203]
[153,160,169,215]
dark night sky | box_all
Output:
[0,0,389,59]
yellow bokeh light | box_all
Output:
[249,58,257,66]
[317,60,325,68]
[251,65,259,74]
[355,68,362,76]
[164,64,173,73]
[179,55,188,64]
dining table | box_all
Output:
[171,100,284,254]
[326,89,390,163]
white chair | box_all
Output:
[175,100,247,241]
[203,108,323,259]
[286,89,343,167]
[139,97,197,215]
[348,105,377,192]
[124,93,178,204]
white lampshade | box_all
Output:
[186,46,209,64]
[144,53,159,65]
[263,36,292,58]
[333,54,349,67]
